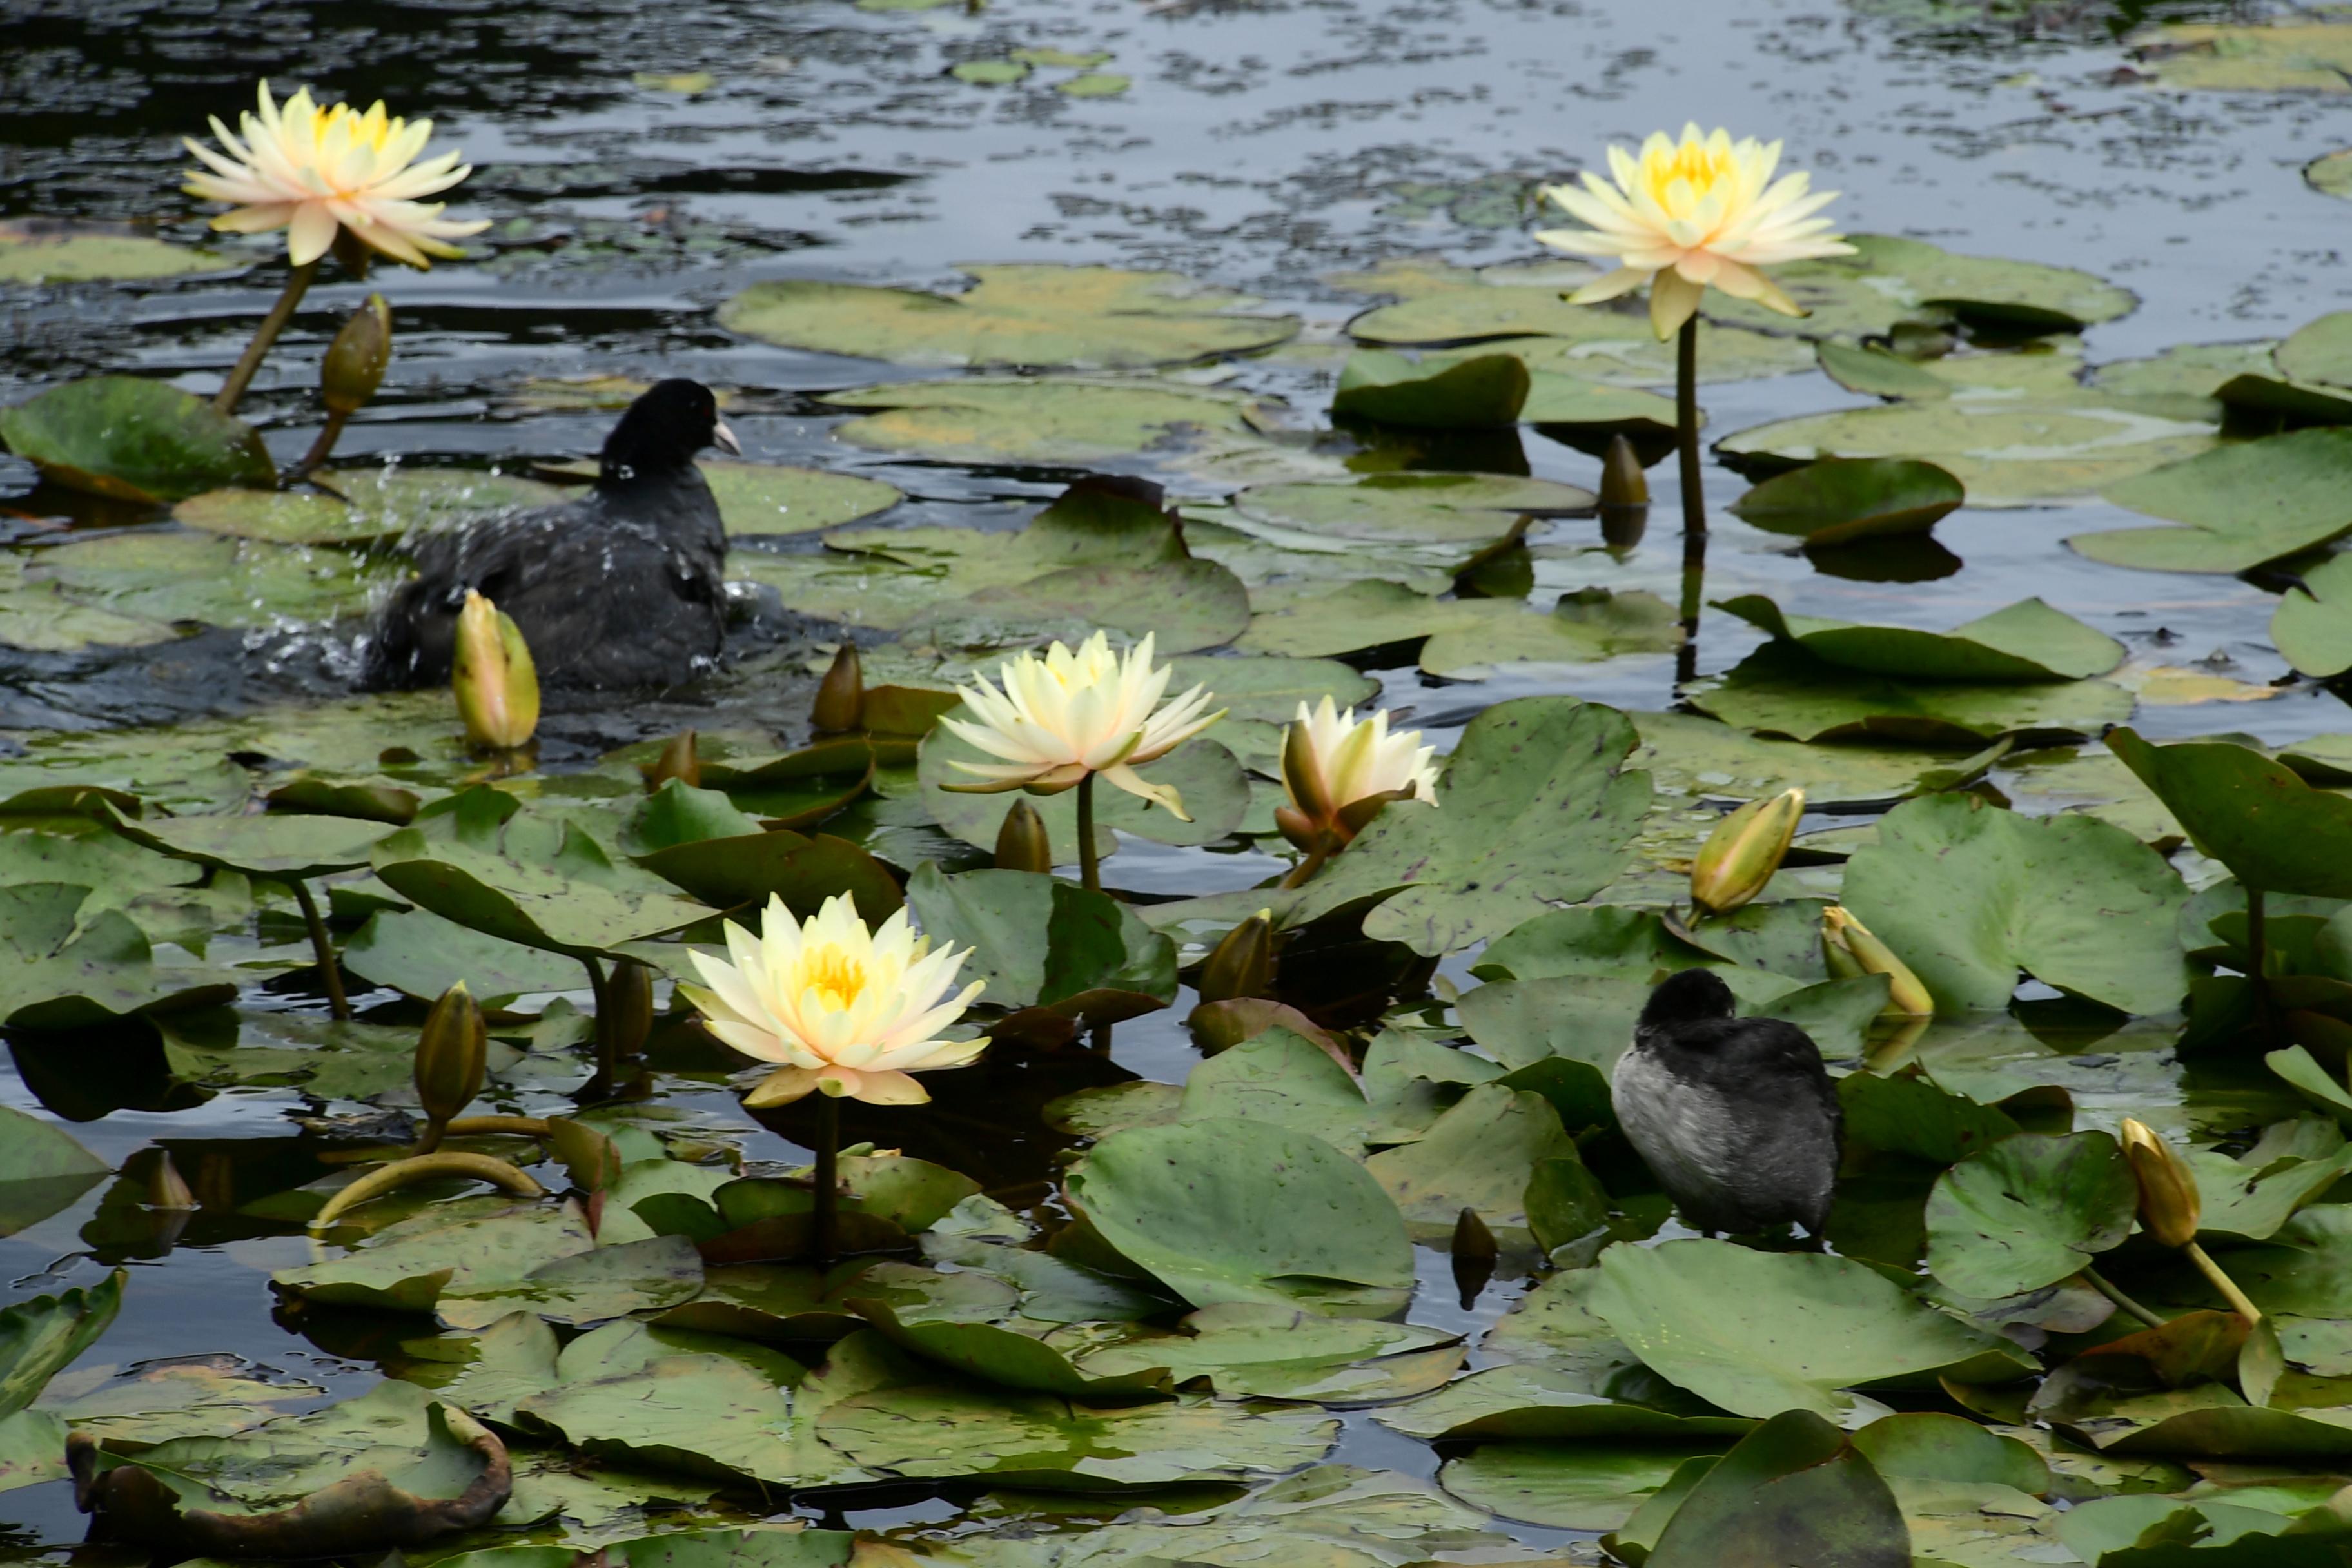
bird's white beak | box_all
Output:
[712,418,743,456]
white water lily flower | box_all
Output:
[1535,123,1854,339]
[940,631,1223,821]
[1278,698,1439,848]
[183,81,489,268]
[681,892,988,1107]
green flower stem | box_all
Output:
[2187,1241,2264,1323]
[2248,885,2278,1043]
[1674,315,1707,688]
[213,259,320,417]
[288,878,350,1021]
[286,409,351,482]
[1277,832,1333,891]
[583,956,614,1089]
[1075,771,1101,894]
[813,1092,841,1266]
[2080,1264,2164,1330]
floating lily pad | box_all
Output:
[1069,1303,1460,1402]
[1440,1444,1725,1533]
[1057,73,1131,97]
[105,806,393,880]
[1716,596,2122,682]
[702,462,901,537]
[1,377,274,504]
[1365,1084,1580,1230]
[1234,471,1592,545]
[1632,710,1955,804]
[520,1351,798,1485]
[2137,20,2352,92]
[1420,589,1682,678]
[1587,1239,2016,1421]
[2273,553,2352,678]
[36,530,390,629]
[823,377,1278,467]
[1065,1119,1416,1316]
[1358,342,1683,427]
[1840,793,2189,1015]
[1688,643,2132,746]
[0,219,236,284]
[1705,232,2137,339]
[0,558,174,651]
[1924,1132,2137,1298]
[153,1008,453,1100]
[2107,728,2352,900]
[951,59,1031,84]
[0,882,238,1031]
[1301,697,1650,956]
[917,718,1248,859]
[175,469,571,546]
[0,1105,108,1238]
[2091,340,2280,401]
[373,823,710,959]
[909,556,1250,656]
[1719,393,2216,507]
[1727,458,1965,546]
[275,1198,596,1313]
[723,266,1297,370]
[2072,429,2352,574]
[905,865,1175,1039]
[1641,1410,1911,1568]
[1815,340,2088,402]
[1331,350,1528,427]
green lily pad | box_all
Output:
[2273,311,2352,390]
[1840,793,2189,1014]
[722,266,1297,370]
[1688,643,2132,746]
[2273,553,2352,678]
[1631,709,1959,805]
[908,556,1250,656]
[0,1106,108,1237]
[701,462,901,537]
[0,377,273,504]
[1923,1132,2137,1298]
[0,219,236,284]
[1715,595,2123,682]
[36,530,391,629]
[343,906,586,1009]
[1727,458,1965,546]
[175,469,571,546]
[373,823,710,959]
[2138,19,2352,92]
[442,1235,706,1329]
[0,558,174,651]
[2072,430,2352,574]
[273,1197,596,1313]
[1364,1084,1580,1230]
[519,1352,798,1484]
[1300,696,1651,956]
[1418,589,1682,678]
[2186,1121,2352,1240]
[2108,728,2352,899]
[1719,393,2217,507]
[822,377,1282,468]
[0,1271,122,1419]
[1236,578,1483,660]
[917,719,1248,859]
[1440,1444,1727,1533]
[1068,1303,1460,1404]
[1331,350,1529,427]
[905,865,1176,1024]
[2310,150,2352,199]
[0,881,239,1030]
[2092,340,2280,401]
[1642,1409,1911,1568]
[1587,1239,2017,1421]
[951,59,1031,84]
[1360,340,1684,426]
[1064,1119,1416,1315]
[1177,1030,1377,1151]
[104,805,393,880]
[153,1008,458,1101]
[1232,471,1592,545]
[1704,232,2137,339]
[1377,1362,1756,1443]
[1056,72,1131,97]
[1815,340,2088,402]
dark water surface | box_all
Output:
[2,0,2347,1554]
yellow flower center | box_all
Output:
[1641,139,1736,204]
[802,945,870,1009]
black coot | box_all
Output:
[362,379,739,692]
[1610,968,1842,1239]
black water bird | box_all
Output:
[362,379,739,692]
[1611,969,1841,1240]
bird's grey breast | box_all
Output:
[1611,1044,1743,1198]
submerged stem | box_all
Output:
[1075,772,1100,894]
[288,879,349,1021]
[1674,317,1707,687]
[2080,1265,2164,1330]
[813,1092,841,1266]
[214,260,320,416]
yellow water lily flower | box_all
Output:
[1536,123,1854,339]
[682,893,988,1108]
[1277,697,1439,849]
[941,631,1222,820]
[183,81,489,268]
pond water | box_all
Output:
[6,0,2352,1560]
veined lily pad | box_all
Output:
[344,906,586,1009]
[1067,1303,1461,1402]
[1715,596,2122,682]
[2072,429,2352,574]
[1064,1119,1416,1315]
[1364,1084,1582,1230]
[2310,149,2352,199]
[1923,1132,2137,1298]
[104,806,393,880]
[2273,553,2352,678]
[1587,1239,2018,1422]
[2107,728,2352,899]
[373,819,711,959]
[721,266,1298,369]
[0,377,273,504]
[1839,793,2190,1015]
[908,556,1250,656]
[0,882,239,1030]
[1640,1410,1911,1568]
[1440,1444,1729,1533]
[1720,392,2217,507]
[1419,589,1682,678]
[1231,471,1593,545]
[36,530,391,629]
[0,1271,122,1419]
[0,220,236,284]
[1632,709,1959,804]
[275,1197,596,1313]
[0,558,174,651]
[1687,643,2132,746]
[822,377,1282,468]
[905,865,1177,1040]
[1387,342,1684,426]
[175,469,570,546]
[1727,458,1965,545]
[1331,350,1528,428]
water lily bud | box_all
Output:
[415,981,488,1128]
[994,798,1054,874]
[2120,1117,2202,1249]
[1690,789,1803,917]
[144,1150,197,1211]
[813,643,864,732]
[1280,716,1336,825]
[1600,433,1650,508]
[1452,1205,1498,1309]
[643,729,700,792]
[1821,905,1934,1017]
[452,589,539,750]
[321,293,393,417]
[1197,911,1275,1004]
[604,959,655,1061]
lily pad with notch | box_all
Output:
[1727,458,1965,547]
[1714,595,2122,683]
[0,377,273,504]
[1331,349,1528,428]
[1687,643,2132,746]
[2070,429,2352,574]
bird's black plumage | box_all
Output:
[362,379,738,692]
[1610,968,1843,1239]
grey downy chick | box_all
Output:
[1611,968,1841,1239]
